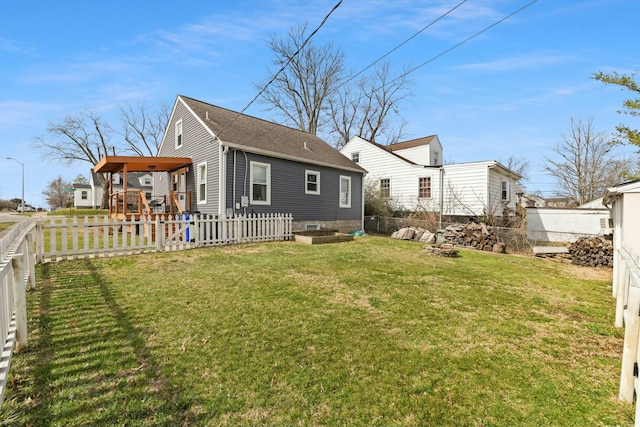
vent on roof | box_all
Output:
[205,111,209,120]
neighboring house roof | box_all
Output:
[177,95,366,174]
[383,135,437,152]
[603,179,640,206]
[578,197,605,209]
[73,183,91,189]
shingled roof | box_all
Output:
[383,135,437,152]
[179,95,366,174]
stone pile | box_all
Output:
[391,227,436,243]
[567,236,613,268]
[423,243,459,257]
[443,222,506,254]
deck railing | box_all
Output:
[0,219,37,409]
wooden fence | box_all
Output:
[0,219,37,409]
[614,241,640,425]
[36,213,293,262]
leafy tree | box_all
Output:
[31,102,169,208]
[543,117,632,205]
[592,71,640,150]
[43,176,72,210]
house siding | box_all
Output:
[156,99,220,215]
[225,151,363,222]
[341,136,441,211]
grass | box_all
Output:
[1,236,633,426]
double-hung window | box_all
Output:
[379,178,390,198]
[251,161,271,204]
[419,177,431,198]
[305,170,320,195]
[197,162,207,204]
[175,120,183,148]
[339,176,351,208]
[351,152,360,163]
[501,180,509,201]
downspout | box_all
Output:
[439,165,444,229]
[361,172,366,231]
[219,144,229,216]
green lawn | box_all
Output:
[1,236,633,426]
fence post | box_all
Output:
[11,253,27,352]
[619,284,640,403]
[26,231,36,291]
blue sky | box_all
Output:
[1,0,639,208]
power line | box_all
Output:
[216,0,343,140]
[377,0,540,97]
[339,0,469,88]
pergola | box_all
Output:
[93,156,192,218]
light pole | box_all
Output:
[6,157,24,213]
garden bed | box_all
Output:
[293,230,354,244]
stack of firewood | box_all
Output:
[443,222,506,253]
[567,236,613,267]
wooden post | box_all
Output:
[619,284,640,402]
[11,255,27,352]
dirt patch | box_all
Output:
[561,264,612,281]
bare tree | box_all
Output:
[117,102,171,156]
[256,25,412,147]
[329,63,411,148]
[31,102,170,208]
[500,155,530,183]
[543,117,632,205]
[42,176,72,210]
[256,23,345,135]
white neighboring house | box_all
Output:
[340,135,521,220]
[73,172,153,209]
[604,180,640,257]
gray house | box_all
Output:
[152,95,366,232]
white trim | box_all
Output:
[339,175,351,208]
[250,161,271,205]
[305,170,320,195]
[175,119,183,149]
[197,161,207,205]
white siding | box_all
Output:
[441,163,489,217]
[393,136,443,166]
[341,136,441,211]
[622,192,640,254]
[526,207,611,242]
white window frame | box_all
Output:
[501,180,510,201]
[379,178,390,198]
[351,152,360,163]
[175,119,183,149]
[305,170,320,195]
[419,177,432,199]
[339,175,351,208]
[250,161,271,205]
[81,190,88,200]
[197,161,207,204]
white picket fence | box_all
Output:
[36,213,293,262]
[0,219,37,410]
[614,241,640,425]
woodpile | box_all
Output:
[391,227,436,243]
[567,236,613,267]
[443,222,506,254]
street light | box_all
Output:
[6,157,24,213]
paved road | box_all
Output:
[0,212,31,223]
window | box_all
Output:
[305,170,320,195]
[175,120,183,148]
[419,177,431,198]
[145,192,152,200]
[197,162,207,204]
[501,180,509,201]
[81,190,88,200]
[250,161,271,204]
[339,176,351,208]
[143,176,152,186]
[379,178,390,198]
[433,151,439,166]
[351,152,360,163]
